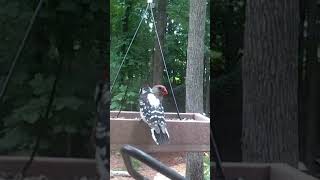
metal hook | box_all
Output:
[147,0,155,8]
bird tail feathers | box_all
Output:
[151,129,170,145]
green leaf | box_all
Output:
[10,98,46,124]
[84,12,94,21]
[119,85,127,91]
[127,100,135,105]
[53,125,64,133]
[13,72,28,85]
[3,114,20,127]
[39,140,49,149]
[6,2,19,18]
[54,96,84,111]
[29,73,54,96]
[0,128,28,151]
[127,91,136,97]
[22,112,40,123]
[113,94,124,101]
[89,2,99,12]
[29,73,43,88]
[81,0,90,4]
[212,51,222,59]
[56,1,78,12]
[131,158,141,169]
[110,102,120,110]
[203,153,210,180]
[64,125,77,133]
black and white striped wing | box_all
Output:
[139,91,169,145]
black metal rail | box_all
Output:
[120,144,185,180]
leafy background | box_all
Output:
[110,0,211,113]
[0,0,107,157]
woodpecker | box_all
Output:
[94,79,110,180]
[139,85,170,145]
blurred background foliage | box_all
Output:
[0,0,107,157]
[110,0,210,113]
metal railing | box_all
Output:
[120,144,186,180]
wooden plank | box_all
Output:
[270,163,319,180]
[0,156,96,180]
[194,113,210,121]
[111,144,210,153]
[212,163,318,180]
[110,111,210,152]
[213,162,270,180]
[110,111,197,120]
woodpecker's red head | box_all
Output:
[152,85,168,96]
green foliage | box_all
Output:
[54,96,84,111]
[29,73,55,96]
[0,127,31,151]
[203,152,210,180]
[110,0,210,111]
[211,0,245,97]
[131,157,142,170]
[213,0,245,73]
[0,0,106,156]
[111,84,138,110]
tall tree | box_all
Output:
[185,0,207,179]
[122,1,132,54]
[304,0,320,172]
[151,0,167,85]
[242,0,300,167]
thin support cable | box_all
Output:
[110,3,150,93]
[116,84,129,118]
[149,5,182,120]
[211,128,225,180]
[0,0,44,103]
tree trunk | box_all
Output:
[119,0,132,83]
[298,0,306,163]
[122,1,131,53]
[304,0,319,172]
[204,55,210,115]
[242,0,299,167]
[185,0,206,179]
[151,0,167,85]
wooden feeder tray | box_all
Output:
[110,111,210,153]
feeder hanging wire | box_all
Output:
[149,4,181,120]
[110,3,150,93]
[110,1,182,120]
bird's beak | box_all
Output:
[162,88,168,96]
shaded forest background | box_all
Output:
[212,0,320,175]
[0,0,108,157]
[110,0,210,114]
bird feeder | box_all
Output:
[110,111,210,152]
